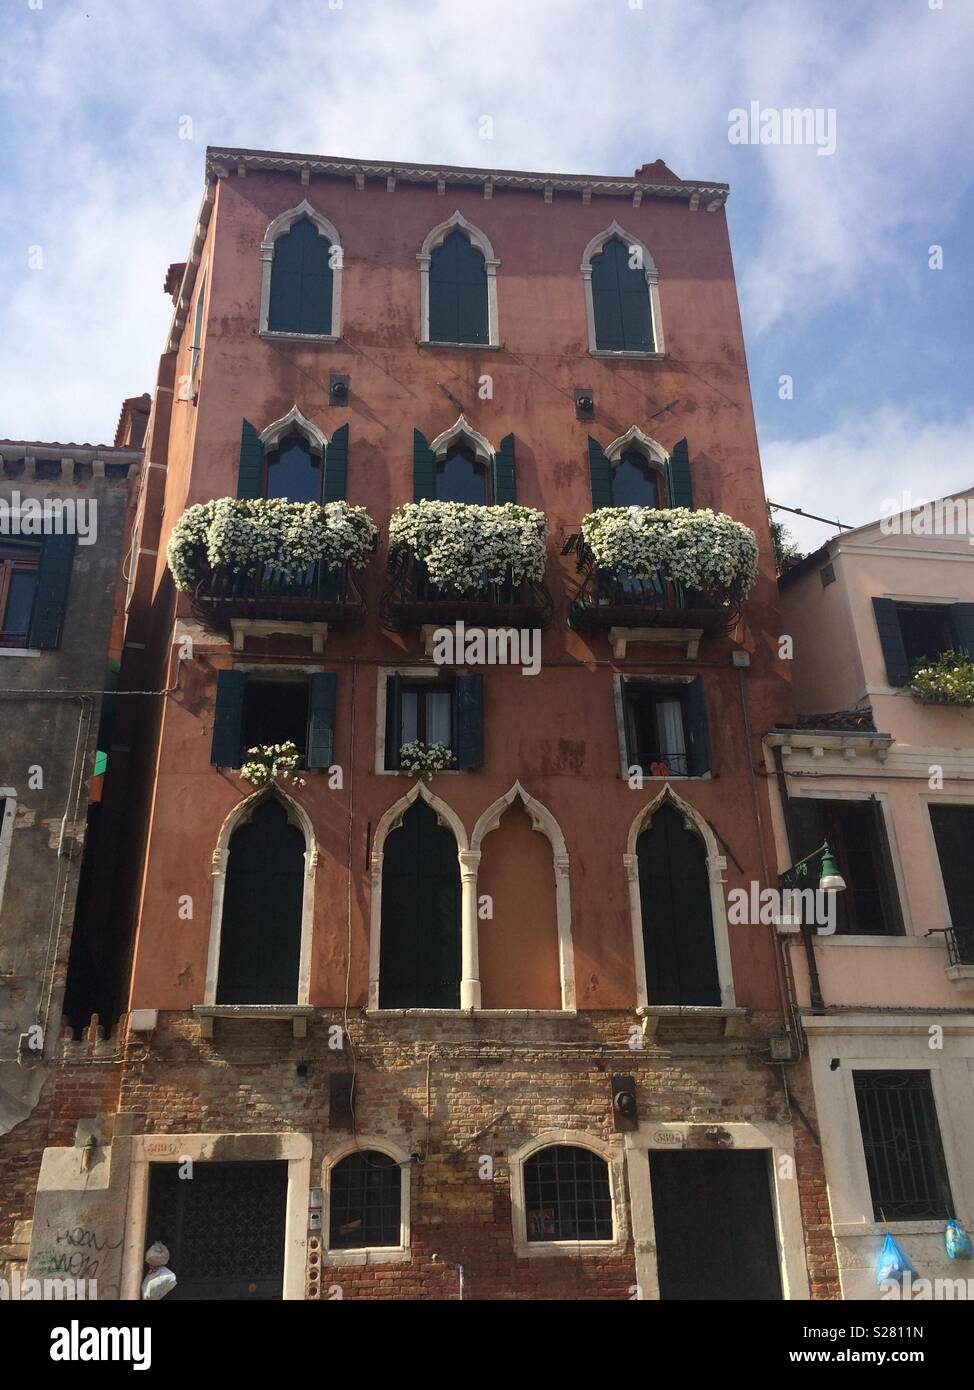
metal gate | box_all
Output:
[145,1160,288,1300]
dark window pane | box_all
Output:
[241,681,310,760]
[637,802,720,1005]
[790,799,897,935]
[524,1145,612,1241]
[929,805,974,962]
[854,1071,954,1221]
[2,568,38,635]
[624,683,689,776]
[591,238,653,352]
[428,229,488,344]
[265,433,321,502]
[329,1152,402,1249]
[268,216,333,335]
[612,451,661,508]
[896,603,954,667]
[436,445,488,503]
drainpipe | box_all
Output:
[772,743,826,1012]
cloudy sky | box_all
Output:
[0,0,970,550]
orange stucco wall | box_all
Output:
[126,162,795,1017]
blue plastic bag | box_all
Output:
[876,1232,917,1285]
[945,1219,973,1260]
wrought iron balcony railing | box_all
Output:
[565,535,740,636]
[379,551,553,633]
[190,560,367,634]
[929,923,974,967]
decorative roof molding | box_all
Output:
[207,147,730,208]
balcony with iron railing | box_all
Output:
[166,496,378,638]
[380,550,553,633]
[565,533,741,637]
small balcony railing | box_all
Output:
[190,560,367,633]
[565,535,739,636]
[380,551,553,633]
[930,924,974,967]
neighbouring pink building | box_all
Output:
[765,492,974,1297]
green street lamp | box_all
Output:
[780,841,846,894]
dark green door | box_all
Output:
[650,1150,783,1300]
[638,803,721,1005]
[379,800,461,1008]
[217,799,304,1004]
[145,1161,288,1300]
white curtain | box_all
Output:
[655,700,688,774]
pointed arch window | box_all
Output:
[418,213,500,347]
[379,799,461,1009]
[259,202,343,340]
[216,798,305,1005]
[436,443,490,503]
[265,432,322,503]
[636,802,720,1006]
[611,450,663,508]
[581,223,663,357]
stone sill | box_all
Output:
[946,963,974,993]
[417,339,501,351]
[320,1247,411,1267]
[832,1220,948,1238]
[636,1004,747,1039]
[193,1004,314,1038]
[0,647,41,658]
[259,330,340,345]
[609,625,704,660]
[367,1008,577,1020]
[589,349,665,361]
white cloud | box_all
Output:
[0,0,970,447]
[763,405,974,555]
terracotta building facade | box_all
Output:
[13,148,839,1300]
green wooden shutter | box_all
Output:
[666,438,693,509]
[588,437,614,510]
[491,434,517,503]
[872,598,910,685]
[384,673,403,769]
[413,430,437,501]
[429,229,488,345]
[268,216,333,335]
[869,795,904,935]
[686,677,712,776]
[306,672,338,770]
[237,419,264,499]
[455,673,484,770]
[949,603,974,659]
[323,424,348,502]
[211,669,246,767]
[27,534,77,649]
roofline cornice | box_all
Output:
[205,146,730,207]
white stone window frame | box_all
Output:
[581,221,664,359]
[624,783,734,1009]
[189,261,208,396]
[0,789,16,917]
[791,787,913,941]
[417,210,500,348]
[374,665,464,777]
[321,1137,412,1266]
[510,1129,628,1259]
[624,1121,809,1300]
[603,424,669,501]
[612,673,713,783]
[0,509,42,657]
[367,777,576,1014]
[203,786,317,1006]
[259,200,343,343]
[120,1131,312,1301]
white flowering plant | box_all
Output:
[166,498,378,591]
[240,741,306,789]
[910,651,974,706]
[388,500,548,594]
[581,506,759,601]
[398,741,455,777]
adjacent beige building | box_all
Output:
[765,492,974,1298]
